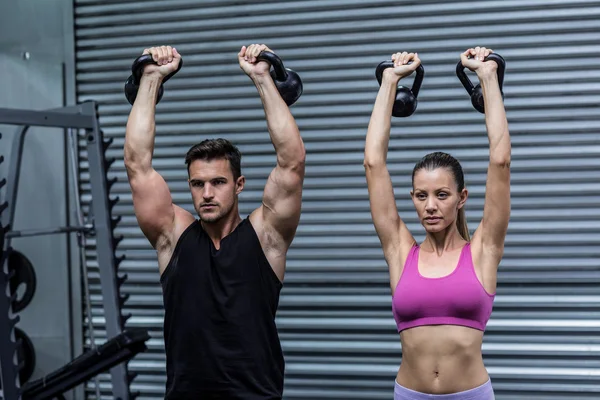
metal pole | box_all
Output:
[70,126,102,400]
[1,125,30,252]
[0,108,95,129]
[80,101,130,400]
[0,137,21,399]
[6,224,93,239]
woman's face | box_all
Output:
[411,168,467,233]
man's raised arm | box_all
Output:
[124,46,190,263]
[242,44,306,280]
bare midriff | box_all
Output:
[396,325,489,394]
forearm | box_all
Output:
[364,77,398,165]
[253,75,305,167]
[124,76,162,171]
[480,73,510,163]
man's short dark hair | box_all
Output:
[185,139,242,179]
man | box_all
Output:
[124,44,305,399]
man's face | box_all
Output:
[188,158,244,223]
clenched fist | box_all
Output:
[141,45,182,79]
[382,51,421,83]
[238,44,273,79]
[460,47,497,78]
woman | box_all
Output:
[363,47,511,400]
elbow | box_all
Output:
[490,155,511,169]
[297,145,307,166]
[277,141,306,169]
[363,145,387,170]
[290,157,306,173]
[363,157,386,170]
[123,147,150,175]
[279,144,306,171]
[123,148,138,171]
[123,148,134,168]
[488,130,511,168]
[123,156,140,178]
[289,153,306,173]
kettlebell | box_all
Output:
[456,53,505,113]
[256,51,303,106]
[375,61,424,117]
[124,54,183,105]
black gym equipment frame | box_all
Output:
[0,102,142,400]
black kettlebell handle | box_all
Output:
[256,51,289,82]
[131,54,183,85]
[375,61,424,97]
[375,61,424,117]
[255,51,303,106]
[456,53,505,113]
[125,54,183,105]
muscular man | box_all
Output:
[124,44,305,399]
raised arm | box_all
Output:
[124,46,193,270]
[242,44,306,281]
[467,47,512,268]
[364,52,417,276]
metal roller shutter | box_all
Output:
[74,1,600,399]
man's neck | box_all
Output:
[201,211,243,248]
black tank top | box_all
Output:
[160,217,284,399]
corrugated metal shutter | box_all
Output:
[74,1,600,399]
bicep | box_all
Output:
[365,164,415,257]
[260,163,305,244]
[127,167,176,248]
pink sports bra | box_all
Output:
[392,243,495,332]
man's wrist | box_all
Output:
[250,72,272,85]
[140,73,164,85]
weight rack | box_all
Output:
[0,132,21,400]
[0,101,137,400]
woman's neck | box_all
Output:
[422,226,466,255]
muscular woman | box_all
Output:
[364,47,511,399]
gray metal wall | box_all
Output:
[74,1,600,399]
[0,0,80,398]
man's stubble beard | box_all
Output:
[197,200,235,224]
